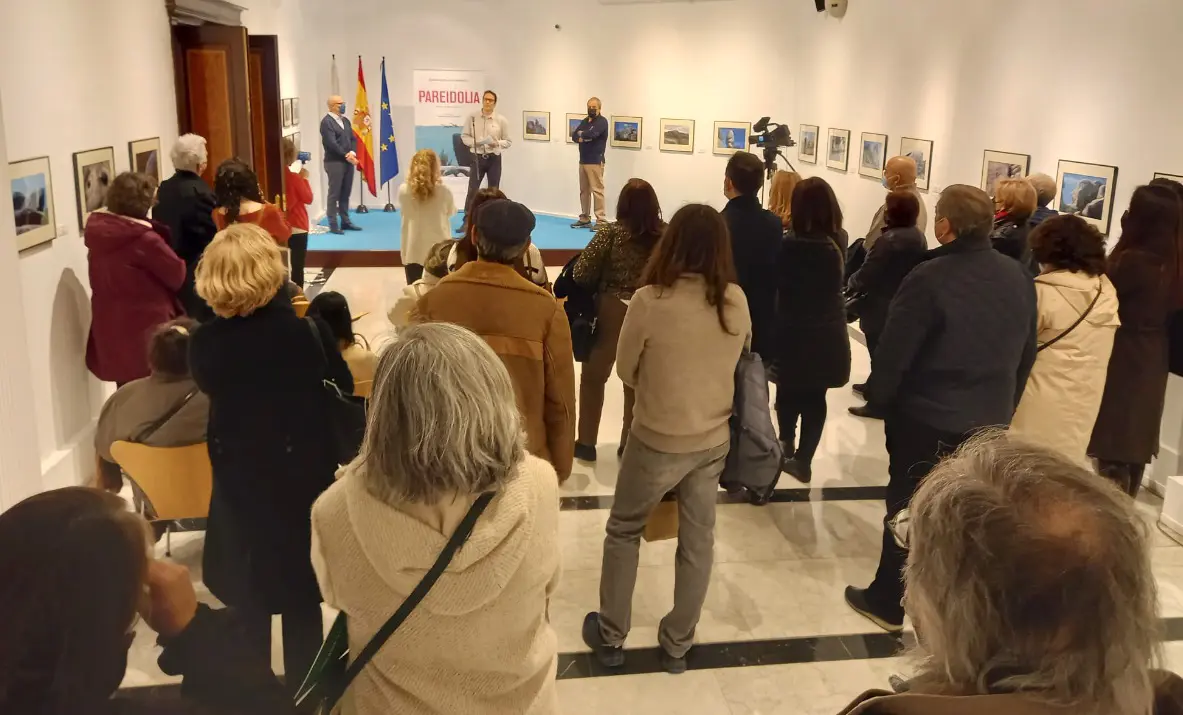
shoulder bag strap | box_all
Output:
[339,491,496,687]
[132,387,200,444]
[1037,279,1104,353]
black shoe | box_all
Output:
[660,648,687,675]
[779,440,795,462]
[571,220,592,229]
[329,227,345,235]
[574,443,597,463]
[848,404,884,420]
[844,586,904,633]
[341,223,362,231]
[783,458,812,484]
[852,382,867,397]
[581,612,624,667]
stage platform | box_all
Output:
[307,210,591,267]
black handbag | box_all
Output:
[293,492,495,714]
[305,318,367,465]
[554,253,598,362]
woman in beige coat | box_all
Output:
[311,323,560,715]
[1010,215,1119,463]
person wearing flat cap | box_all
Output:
[411,199,576,482]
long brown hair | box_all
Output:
[0,488,149,713]
[641,203,738,333]
[790,176,844,237]
[1111,183,1183,307]
[616,178,664,246]
[768,171,801,228]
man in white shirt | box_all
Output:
[460,90,511,230]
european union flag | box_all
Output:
[379,58,399,188]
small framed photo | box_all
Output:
[826,128,850,172]
[10,156,57,252]
[128,137,161,185]
[73,146,115,229]
[282,99,293,128]
[1056,159,1119,235]
[798,124,819,164]
[659,118,695,153]
[522,111,551,141]
[981,150,1031,197]
[1155,172,1183,183]
[712,121,750,156]
[291,98,300,125]
[900,137,933,191]
[610,115,643,150]
[565,113,585,145]
[859,132,889,179]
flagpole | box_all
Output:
[355,55,369,214]
[381,56,397,212]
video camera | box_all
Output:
[748,117,796,177]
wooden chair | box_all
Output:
[292,299,311,318]
[110,441,213,556]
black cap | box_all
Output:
[475,199,536,248]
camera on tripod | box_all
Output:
[748,117,796,177]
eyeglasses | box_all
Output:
[888,509,911,550]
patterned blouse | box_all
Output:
[572,223,659,299]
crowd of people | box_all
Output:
[2,129,1183,715]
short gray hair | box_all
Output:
[474,233,528,264]
[171,134,208,173]
[904,431,1160,715]
[1029,172,1057,206]
[356,323,525,504]
[935,184,994,242]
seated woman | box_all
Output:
[0,486,293,714]
[212,158,292,246]
[388,240,453,330]
[311,323,561,715]
[450,187,549,289]
[307,290,378,388]
[93,318,210,493]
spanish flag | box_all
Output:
[352,56,377,197]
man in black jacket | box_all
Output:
[320,94,361,234]
[154,134,217,321]
[721,151,781,358]
[845,184,1037,632]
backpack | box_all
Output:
[554,253,598,362]
[719,350,783,494]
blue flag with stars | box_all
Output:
[379,58,399,187]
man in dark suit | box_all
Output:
[320,94,361,234]
[721,151,782,359]
[153,133,217,321]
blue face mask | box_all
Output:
[338,103,346,116]
[881,174,891,189]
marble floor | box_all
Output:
[122,265,1183,714]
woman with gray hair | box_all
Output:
[310,323,561,715]
[154,133,217,319]
[838,432,1183,715]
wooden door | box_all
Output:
[248,35,282,204]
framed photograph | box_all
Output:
[522,111,551,141]
[798,124,819,164]
[610,115,642,150]
[10,156,57,252]
[712,122,750,156]
[981,150,1031,197]
[826,128,850,171]
[565,113,585,145]
[1056,159,1119,234]
[659,118,695,153]
[859,132,889,179]
[128,137,161,185]
[282,99,293,128]
[291,98,300,125]
[899,137,934,191]
[1155,172,1183,183]
[72,146,115,229]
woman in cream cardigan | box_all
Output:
[398,149,456,285]
[311,323,561,715]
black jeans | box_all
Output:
[404,263,424,284]
[463,154,503,218]
[240,601,324,693]
[865,411,968,623]
[1097,460,1146,497]
[776,388,828,464]
[289,232,308,287]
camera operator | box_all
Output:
[283,137,313,287]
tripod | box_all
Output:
[759,144,797,207]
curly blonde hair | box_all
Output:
[195,223,287,318]
[408,149,440,202]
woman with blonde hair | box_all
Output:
[398,149,456,284]
[991,177,1039,273]
[767,170,801,230]
[190,223,353,691]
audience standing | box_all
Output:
[308,291,378,390]
[154,134,217,320]
[412,199,576,481]
[1010,215,1118,465]
[571,178,664,462]
[767,170,802,229]
[1089,183,1183,496]
[991,177,1039,272]
[190,223,353,689]
[864,156,928,251]
[86,171,186,387]
[451,187,550,288]
[312,323,560,715]
[399,149,457,284]
[212,159,292,246]
[1028,172,1059,228]
[722,151,781,359]
[584,203,751,674]
[846,185,1036,632]
[282,137,313,287]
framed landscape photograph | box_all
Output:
[826,128,850,171]
[900,137,933,190]
[565,113,585,145]
[523,111,551,141]
[859,132,888,179]
[291,98,300,125]
[1155,172,1183,183]
[282,99,293,128]
[713,121,750,156]
[10,156,57,252]
[659,118,695,153]
[128,137,161,184]
[610,115,643,150]
[1056,159,1119,234]
[72,146,115,229]
[981,150,1031,197]
[798,124,819,163]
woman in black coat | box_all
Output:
[190,224,353,690]
[765,177,851,493]
[153,134,218,321]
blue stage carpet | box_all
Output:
[309,211,594,252]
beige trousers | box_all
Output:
[579,163,606,223]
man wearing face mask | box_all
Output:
[321,94,361,235]
[864,155,928,251]
[571,97,609,228]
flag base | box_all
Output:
[356,204,369,214]
[383,204,396,212]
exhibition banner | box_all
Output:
[413,69,485,207]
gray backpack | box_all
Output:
[719,351,783,494]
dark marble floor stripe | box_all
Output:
[560,485,887,511]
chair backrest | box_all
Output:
[293,300,311,318]
[354,379,373,399]
[109,441,213,521]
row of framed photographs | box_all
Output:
[520,111,754,155]
[796,125,935,191]
[11,137,162,253]
[282,98,301,128]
